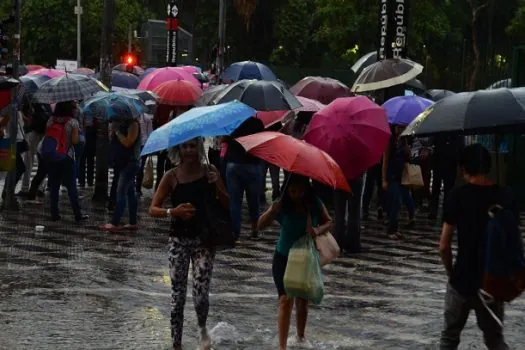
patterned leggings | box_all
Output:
[168,237,215,347]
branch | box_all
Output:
[468,0,489,18]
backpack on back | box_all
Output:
[481,203,525,303]
[41,118,71,162]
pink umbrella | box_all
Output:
[26,65,45,72]
[296,96,326,112]
[137,67,201,90]
[304,96,391,180]
[180,65,200,74]
[27,68,66,79]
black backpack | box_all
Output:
[31,104,52,134]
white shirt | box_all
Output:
[139,113,154,146]
[2,111,25,142]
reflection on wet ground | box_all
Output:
[1,188,525,349]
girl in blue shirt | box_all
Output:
[258,174,332,350]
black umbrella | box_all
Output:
[213,80,302,111]
[20,75,51,96]
[402,88,525,137]
[424,89,455,102]
[196,84,228,107]
[0,76,20,90]
[406,78,426,91]
[352,59,424,93]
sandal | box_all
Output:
[100,223,121,233]
[122,224,139,232]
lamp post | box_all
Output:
[75,0,82,68]
[166,1,179,67]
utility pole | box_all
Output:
[166,1,179,67]
[4,0,20,211]
[93,0,115,203]
[217,0,226,79]
[128,23,132,52]
[75,0,82,68]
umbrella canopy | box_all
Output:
[137,67,200,90]
[295,96,326,113]
[20,75,51,96]
[214,80,302,111]
[383,95,434,126]
[141,101,256,156]
[196,84,228,106]
[351,51,377,75]
[406,78,426,91]
[402,88,525,137]
[290,76,351,105]
[27,68,66,79]
[304,96,391,180]
[236,131,350,191]
[180,65,201,74]
[140,67,157,81]
[5,64,28,76]
[0,77,20,90]
[256,110,294,128]
[487,78,512,90]
[222,61,277,81]
[352,59,423,93]
[152,79,202,106]
[82,92,145,123]
[74,68,95,76]
[33,74,108,104]
[424,89,456,101]
[111,70,140,89]
[193,72,209,84]
[113,64,144,76]
[112,89,159,104]
[26,64,45,72]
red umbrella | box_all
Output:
[295,96,326,112]
[236,131,350,191]
[152,79,202,106]
[138,67,201,90]
[290,76,352,105]
[256,110,293,128]
[304,96,391,180]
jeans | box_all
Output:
[260,161,280,202]
[386,181,415,234]
[48,157,82,219]
[362,163,384,216]
[79,129,96,186]
[74,142,85,181]
[156,151,173,190]
[28,153,48,198]
[111,161,139,226]
[334,177,363,252]
[2,145,26,200]
[440,283,508,350]
[226,162,262,238]
[136,146,147,193]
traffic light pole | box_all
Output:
[4,0,20,211]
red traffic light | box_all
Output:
[123,54,137,67]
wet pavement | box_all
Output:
[1,175,525,349]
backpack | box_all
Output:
[31,104,52,134]
[41,118,72,162]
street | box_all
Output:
[0,176,524,350]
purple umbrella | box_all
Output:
[382,95,433,126]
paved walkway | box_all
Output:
[0,171,524,349]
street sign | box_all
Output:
[166,1,179,67]
[56,59,78,72]
[74,6,83,15]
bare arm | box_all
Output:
[116,121,139,148]
[149,171,175,218]
[439,223,455,277]
[258,201,281,231]
[313,204,333,236]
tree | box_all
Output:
[467,0,489,90]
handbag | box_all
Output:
[0,138,15,172]
[307,212,340,266]
[401,163,424,188]
[142,157,154,189]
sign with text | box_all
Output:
[377,0,410,60]
[56,59,78,72]
[166,1,179,66]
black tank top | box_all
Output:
[170,175,212,238]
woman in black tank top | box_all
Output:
[149,137,228,350]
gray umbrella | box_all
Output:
[33,74,108,104]
[402,88,525,137]
[196,84,229,107]
[352,59,424,93]
[424,89,455,102]
[212,80,302,111]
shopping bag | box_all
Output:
[142,157,154,189]
[283,235,324,304]
[0,138,15,172]
[316,231,340,266]
[401,163,424,188]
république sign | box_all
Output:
[377,0,409,60]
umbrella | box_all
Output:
[0,77,20,90]
[193,72,209,84]
[487,79,512,90]
[74,68,95,76]
[180,65,201,74]
[113,64,144,76]
[236,131,350,191]
[5,64,28,76]
[111,71,140,89]
[382,95,434,126]
[351,51,378,75]
[141,101,257,156]
[26,65,45,72]
[33,74,108,104]
[20,75,51,96]
[196,84,228,106]
[112,89,159,104]
[352,58,424,93]
[290,76,351,105]
[138,67,201,90]
[401,88,525,137]
[424,89,456,101]
[295,96,326,113]
[213,80,302,111]
[82,92,145,123]
[222,61,277,81]
[152,79,202,106]
[140,67,157,81]
[304,96,391,180]
[257,110,294,128]
[27,68,66,79]
[406,78,426,91]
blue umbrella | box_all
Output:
[111,71,140,89]
[222,61,277,81]
[141,100,256,156]
[382,95,433,126]
[81,92,145,124]
[20,75,50,96]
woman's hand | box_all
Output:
[382,179,388,191]
[172,203,196,221]
[207,170,219,184]
[270,200,282,214]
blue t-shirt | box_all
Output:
[275,198,322,256]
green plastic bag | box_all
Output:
[283,235,324,304]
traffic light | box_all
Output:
[123,53,137,73]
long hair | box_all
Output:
[167,137,206,165]
[280,174,317,214]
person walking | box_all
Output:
[148,138,228,350]
[439,144,513,350]
[258,174,332,350]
